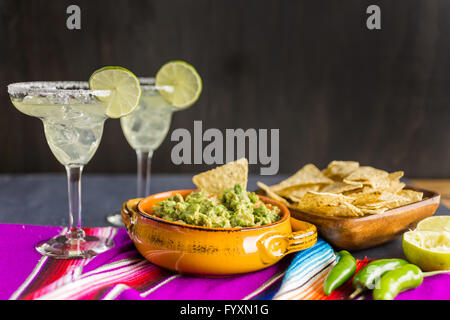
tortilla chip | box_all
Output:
[366,178,389,190]
[257,161,417,218]
[342,185,373,196]
[356,186,377,194]
[277,184,321,201]
[389,171,404,181]
[287,196,304,203]
[375,171,403,188]
[322,161,359,180]
[193,158,248,195]
[381,171,405,193]
[383,192,412,208]
[271,164,333,192]
[353,170,404,191]
[256,181,289,205]
[385,180,406,193]
[293,191,364,217]
[351,190,410,207]
[350,191,385,206]
[345,166,389,182]
[398,189,423,203]
[358,207,388,215]
[320,181,363,194]
[350,188,417,215]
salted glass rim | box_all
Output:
[7,81,111,98]
[138,77,173,93]
[7,78,174,97]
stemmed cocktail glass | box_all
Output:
[7,81,114,258]
[106,78,175,227]
[106,59,203,227]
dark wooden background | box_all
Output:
[0,0,449,177]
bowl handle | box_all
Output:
[121,198,143,232]
[257,218,317,264]
[286,218,317,254]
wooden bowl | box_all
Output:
[121,190,317,276]
[258,186,440,251]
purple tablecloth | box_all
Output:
[0,223,289,300]
[0,223,448,300]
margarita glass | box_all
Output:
[107,78,175,226]
[8,81,114,258]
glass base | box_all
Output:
[35,229,114,259]
[106,213,125,228]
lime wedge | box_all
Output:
[89,66,141,118]
[403,217,450,271]
[155,61,202,109]
[417,216,450,233]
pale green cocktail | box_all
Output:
[106,79,175,226]
[120,79,174,154]
[8,82,112,258]
[8,67,142,259]
[12,95,107,166]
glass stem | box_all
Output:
[65,165,85,239]
[136,150,153,198]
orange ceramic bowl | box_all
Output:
[121,190,317,276]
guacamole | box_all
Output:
[151,184,281,228]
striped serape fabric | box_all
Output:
[1,224,290,300]
[274,238,370,300]
[2,223,448,300]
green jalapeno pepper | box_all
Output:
[373,264,423,300]
[349,258,408,299]
[323,250,356,296]
[373,264,450,300]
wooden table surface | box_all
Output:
[411,179,450,209]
